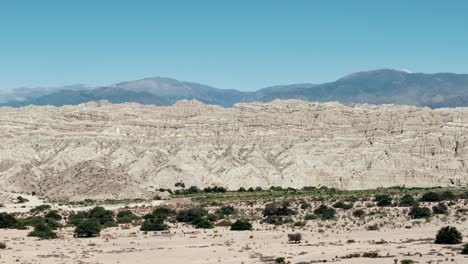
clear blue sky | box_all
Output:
[1,0,467,91]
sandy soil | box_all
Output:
[1,205,467,264]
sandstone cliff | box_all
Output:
[0,100,467,200]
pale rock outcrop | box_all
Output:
[0,99,467,200]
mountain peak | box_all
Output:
[339,69,410,80]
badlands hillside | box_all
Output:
[0,99,467,201]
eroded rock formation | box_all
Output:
[1,100,467,200]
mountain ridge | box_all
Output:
[2,69,468,108]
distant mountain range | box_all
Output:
[2,69,468,108]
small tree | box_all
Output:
[409,206,432,219]
[288,233,302,243]
[117,210,138,224]
[230,220,252,231]
[313,205,336,220]
[74,219,101,237]
[435,226,462,244]
[399,194,418,207]
[0,213,17,228]
[374,195,392,207]
[420,191,441,202]
[28,223,57,239]
[88,207,115,227]
[140,217,168,231]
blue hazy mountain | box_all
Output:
[2,69,468,108]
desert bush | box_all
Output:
[399,194,418,207]
[140,217,168,231]
[420,191,441,202]
[0,242,5,249]
[461,243,468,255]
[440,191,456,201]
[299,199,311,209]
[16,196,29,203]
[30,204,51,213]
[313,205,336,220]
[435,226,462,244]
[203,186,227,193]
[400,260,415,264]
[117,210,138,224]
[288,233,302,243]
[28,223,57,239]
[45,210,62,221]
[230,220,252,231]
[263,201,296,217]
[374,195,392,206]
[332,201,353,210]
[74,219,101,237]
[275,257,285,263]
[432,203,448,215]
[215,205,236,216]
[366,224,379,231]
[0,212,17,228]
[409,206,432,219]
[192,218,214,229]
[362,252,379,258]
[176,207,207,222]
[67,211,89,226]
[88,207,115,227]
[352,209,365,218]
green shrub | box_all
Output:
[140,217,168,231]
[263,201,296,217]
[435,226,462,244]
[399,194,418,207]
[288,233,302,243]
[30,204,51,213]
[461,243,468,255]
[362,252,379,258]
[409,206,432,219]
[28,223,57,239]
[176,208,207,222]
[432,203,448,215]
[230,220,252,231]
[116,210,138,224]
[67,211,89,226]
[313,205,336,220]
[333,201,353,209]
[366,224,379,231]
[88,207,115,227]
[352,209,365,218]
[74,219,101,237]
[420,191,441,202]
[192,218,214,229]
[0,242,6,249]
[215,205,236,216]
[0,213,17,228]
[275,257,285,263]
[374,195,392,206]
[400,260,415,264]
[45,210,62,221]
[440,191,456,201]
[16,196,29,203]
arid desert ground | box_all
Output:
[1,188,467,264]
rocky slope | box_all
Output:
[0,100,467,200]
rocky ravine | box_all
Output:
[0,99,467,201]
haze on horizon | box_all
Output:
[1,0,467,91]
